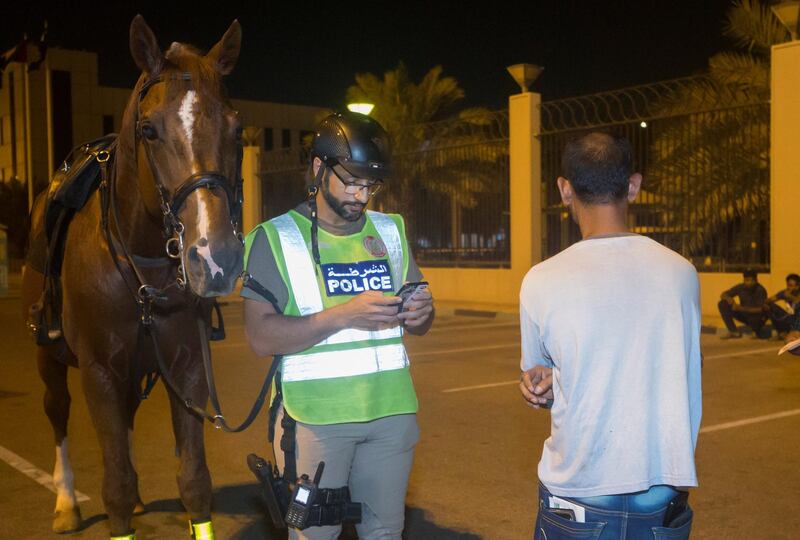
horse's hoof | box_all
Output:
[133,501,146,515]
[53,507,82,533]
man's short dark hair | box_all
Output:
[561,132,633,204]
[786,273,800,283]
[743,269,758,279]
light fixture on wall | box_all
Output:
[506,63,544,93]
[347,103,375,115]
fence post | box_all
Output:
[242,145,262,235]
[509,92,542,280]
[771,42,800,281]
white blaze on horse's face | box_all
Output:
[195,195,225,280]
[178,90,198,173]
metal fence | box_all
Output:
[259,110,511,268]
[540,75,770,272]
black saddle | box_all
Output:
[26,134,117,344]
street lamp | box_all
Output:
[506,63,544,93]
[347,103,374,115]
[771,0,800,40]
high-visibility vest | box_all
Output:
[244,209,418,425]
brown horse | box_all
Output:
[21,15,244,538]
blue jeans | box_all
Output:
[534,483,693,539]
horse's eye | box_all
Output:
[140,122,158,141]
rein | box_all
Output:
[97,71,269,433]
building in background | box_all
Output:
[0,47,327,190]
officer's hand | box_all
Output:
[396,288,433,328]
[519,366,553,409]
[337,291,402,331]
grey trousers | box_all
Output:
[274,407,419,540]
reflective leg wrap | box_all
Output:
[109,533,136,540]
[189,519,214,540]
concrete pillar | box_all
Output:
[509,92,542,277]
[771,42,800,280]
[241,145,262,235]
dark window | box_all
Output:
[8,72,17,177]
[102,114,114,135]
[51,70,73,165]
[281,128,291,148]
[299,130,314,147]
[263,127,273,151]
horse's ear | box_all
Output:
[130,14,163,75]
[206,20,241,76]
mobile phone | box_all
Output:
[395,281,429,313]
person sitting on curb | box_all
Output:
[718,270,769,339]
[766,273,800,340]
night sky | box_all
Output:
[3,0,736,110]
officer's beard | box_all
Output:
[322,178,365,222]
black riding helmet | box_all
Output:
[306,111,391,269]
[311,111,392,182]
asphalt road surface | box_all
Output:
[1,295,799,539]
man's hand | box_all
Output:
[396,288,434,329]
[519,365,554,409]
[335,291,402,331]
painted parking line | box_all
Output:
[442,380,518,393]
[413,343,518,358]
[428,321,518,333]
[440,346,781,393]
[700,409,800,433]
[703,346,778,360]
[0,444,90,502]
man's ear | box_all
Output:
[627,173,643,202]
[312,157,323,177]
[557,177,573,206]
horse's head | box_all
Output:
[128,15,244,297]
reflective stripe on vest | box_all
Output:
[367,210,403,290]
[282,343,408,382]
[271,213,322,316]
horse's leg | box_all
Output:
[80,364,139,536]
[124,385,146,515]
[37,344,82,533]
[166,341,213,531]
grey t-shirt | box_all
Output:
[242,203,423,311]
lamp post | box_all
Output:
[771,0,800,40]
[347,103,374,115]
[506,63,543,93]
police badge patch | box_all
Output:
[321,260,394,296]
[363,235,387,257]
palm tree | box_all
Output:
[346,63,509,264]
[647,0,787,269]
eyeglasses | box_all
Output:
[330,167,383,197]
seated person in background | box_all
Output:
[766,273,800,340]
[718,270,769,339]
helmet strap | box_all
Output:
[307,164,327,270]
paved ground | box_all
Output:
[1,289,799,539]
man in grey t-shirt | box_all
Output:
[519,133,701,540]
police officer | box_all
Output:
[242,111,434,540]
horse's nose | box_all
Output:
[189,238,242,279]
